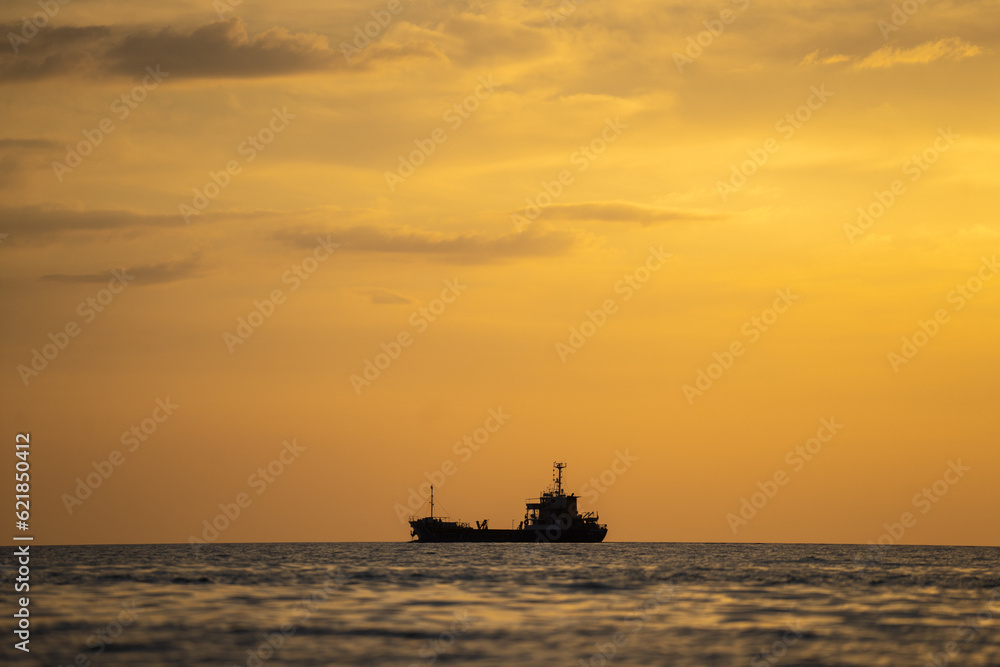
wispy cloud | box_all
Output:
[0,206,185,235]
[855,37,982,70]
[39,254,207,285]
[0,206,274,244]
[0,138,62,149]
[0,139,62,190]
[799,50,850,66]
[542,201,727,226]
[275,224,580,263]
[358,288,414,305]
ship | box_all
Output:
[408,462,608,543]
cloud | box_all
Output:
[275,224,579,263]
[541,201,727,226]
[855,37,982,70]
[956,225,1000,241]
[358,288,414,305]
[0,24,114,81]
[39,254,207,285]
[0,18,437,82]
[0,138,62,189]
[436,12,553,65]
[0,206,183,239]
[799,50,850,66]
[103,19,340,79]
[0,138,62,149]
[0,205,273,244]
[359,39,447,65]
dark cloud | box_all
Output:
[0,17,447,83]
[103,19,340,79]
[275,224,579,263]
[39,253,206,285]
[542,202,727,225]
[0,6,556,84]
[0,24,113,81]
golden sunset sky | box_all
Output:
[1,0,997,545]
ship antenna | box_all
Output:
[554,462,566,494]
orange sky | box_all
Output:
[1,0,997,546]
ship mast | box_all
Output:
[430,485,434,519]
[554,462,566,494]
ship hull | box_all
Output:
[407,462,608,543]
[410,523,607,543]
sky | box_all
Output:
[1,0,997,546]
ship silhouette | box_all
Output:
[409,462,608,543]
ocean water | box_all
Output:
[2,543,998,666]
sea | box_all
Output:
[2,543,998,666]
